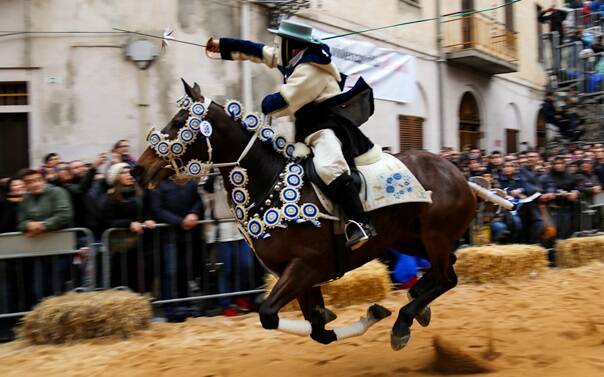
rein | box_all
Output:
[146,95,292,182]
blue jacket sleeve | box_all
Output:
[219,37,265,61]
[261,92,288,115]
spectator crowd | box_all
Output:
[441,143,604,252]
[0,139,256,322]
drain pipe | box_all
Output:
[241,0,253,110]
[436,0,446,150]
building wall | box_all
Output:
[0,0,554,170]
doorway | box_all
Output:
[459,91,481,149]
[0,113,29,177]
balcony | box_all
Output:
[443,14,518,75]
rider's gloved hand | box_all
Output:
[206,37,220,54]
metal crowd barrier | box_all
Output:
[100,219,264,308]
[0,227,95,319]
[581,51,604,97]
[467,188,601,245]
[556,41,583,89]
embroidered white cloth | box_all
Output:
[313,152,432,215]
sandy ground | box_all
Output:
[0,263,603,377]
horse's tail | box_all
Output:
[468,181,514,210]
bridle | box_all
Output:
[146,93,295,182]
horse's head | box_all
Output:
[135,79,221,189]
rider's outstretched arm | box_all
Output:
[219,38,279,68]
[262,63,330,117]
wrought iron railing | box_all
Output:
[443,14,518,62]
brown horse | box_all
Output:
[135,80,477,350]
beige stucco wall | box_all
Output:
[0,0,555,168]
[0,0,281,166]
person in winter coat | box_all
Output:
[102,163,155,291]
[206,19,376,249]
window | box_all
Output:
[506,128,519,154]
[399,115,424,152]
[0,82,28,106]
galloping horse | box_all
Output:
[135,80,477,350]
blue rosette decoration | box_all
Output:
[301,203,319,221]
[147,130,163,148]
[284,143,295,159]
[177,95,192,110]
[284,173,302,188]
[200,120,213,138]
[190,102,206,117]
[280,187,300,203]
[170,141,185,157]
[185,159,203,176]
[232,187,250,206]
[247,218,265,239]
[225,100,243,119]
[286,162,304,176]
[273,136,287,152]
[242,113,262,131]
[281,203,300,222]
[155,141,171,158]
[178,127,196,145]
[187,116,202,132]
[263,208,281,228]
[259,127,275,142]
[229,167,248,187]
[234,205,248,223]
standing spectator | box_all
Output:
[541,156,580,240]
[17,169,74,301]
[486,150,504,181]
[203,174,255,317]
[150,179,204,321]
[102,163,155,291]
[518,151,545,244]
[0,178,25,233]
[467,158,484,178]
[538,6,568,37]
[42,153,61,185]
[574,158,603,230]
[491,161,524,243]
[593,145,604,183]
[111,140,136,168]
[17,169,73,236]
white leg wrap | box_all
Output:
[333,316,377,341]
[277,319,312,336]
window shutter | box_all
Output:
[399,115,424,152]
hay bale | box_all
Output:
[265,260,391,311]
[432,336,494,374]
[456,244,548,284]
[556,235,604,268]
[19,290,151,344]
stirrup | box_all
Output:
[345,220,374,250]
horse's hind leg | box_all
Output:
[407,270,434,327]
[391,246,458,350]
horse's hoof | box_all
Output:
[416,306,431,327]
[390,327,411,351]
[368,304,392,321]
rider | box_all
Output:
[206,20,376,249]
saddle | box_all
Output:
[303,145,432,217]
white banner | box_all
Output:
[313,29,416,103]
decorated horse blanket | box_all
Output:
[313,147,432,215]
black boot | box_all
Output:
[327,174,377,250]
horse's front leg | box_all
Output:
[259,258,315,330]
